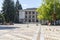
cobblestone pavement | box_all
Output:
[0,24,41,40]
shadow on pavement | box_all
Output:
[0,27,19,30]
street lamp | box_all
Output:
[27,21,29,28]
[52,13,56,25]
[52,0,56,25]
[27,13,29,28]
[53,0,56,25]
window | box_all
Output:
[32,16,35,18]
[36,20,38,22]
[32,19,35,22]
[29,11,31,14]
[25,16,27,18]
[29,16,31,18]
[29,19,31,22]
[33,11,35,14]
[25,11,27,14]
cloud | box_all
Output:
[22,4,28,7]
[22,4,28,9]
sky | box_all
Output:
[0,0,42,10]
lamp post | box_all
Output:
[27,20,29,28]
[52,13,56,25]
[27,12,29,28]
[53,0,56,25]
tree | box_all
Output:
[2,0,15,23]
[15,0,22,23]
[37,0,60,22]
[16,0,22,10]
[0,14,5,24]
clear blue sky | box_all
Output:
[0,0,42,10]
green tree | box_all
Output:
[0,14,5,24]
[15,0,22,23]
[2,0,15,23]
[37,0,60,22]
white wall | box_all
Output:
[19,10,25,19]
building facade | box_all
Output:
[19,8,40,23]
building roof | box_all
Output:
[19,8,37,11]
[24,8,37,10]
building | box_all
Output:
[19,8,40,23]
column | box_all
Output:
[27,11,29,23]
[35,12,37,23]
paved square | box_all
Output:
[0,24,60,40]
[0,24,40,40]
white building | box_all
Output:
[19,10,25,23]
[19,8,40,23]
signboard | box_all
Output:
[41,26,60,40]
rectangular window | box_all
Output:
[29,15,31,18]
[32,16,35,18]
[25,16,27,18]
[36,19,38,22]
[29,19,31,22]
[32,19,35,22]
[25,11,27,14]
[33,11,35,14]
[29,11,31,14]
